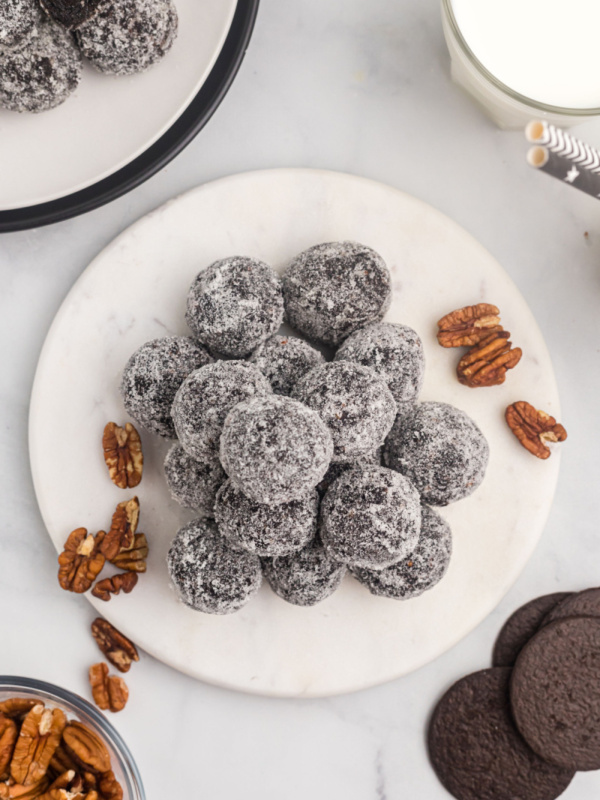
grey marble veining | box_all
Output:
[1,0,600,798]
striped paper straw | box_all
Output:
[525,120,600,200]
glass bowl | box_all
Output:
[0,676,145,800]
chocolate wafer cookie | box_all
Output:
[541,586,600,627]
[511,616,600,771]
[493,592,572,667]
[428,668,574,800]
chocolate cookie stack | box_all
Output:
[428,588,600,800]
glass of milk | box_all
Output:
[442,0,600,129]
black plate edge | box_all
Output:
[0,0,260,234]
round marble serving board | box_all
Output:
[0,0,237,210]
[29,169,561,698]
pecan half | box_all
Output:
[47,748,76,781]
[91,573,138,602]
[62,724,110,775]
[437,303,502,348]
[88,665,128,714]
[98,772,122,800]
[11,706,66,786]
[110,535,148,574]
[91,620,139,674]
[100,499,139,563]
[58,530,106,594]
[0,702,37,721]
[0,715,17,779]
[457,331,522,387]
[102,423,143,490]
[505,401,567,459]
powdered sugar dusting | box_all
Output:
[262,537,347,606]
[250,334,325,396]
[164,443,225,517]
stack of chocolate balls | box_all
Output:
[120,242,490,615]
[0,0,178,113]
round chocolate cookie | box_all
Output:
[0,16,82,112]
[350,505,452,600]
[220,395,333,506]
[250,334,325,396]
[384,401,489,506]
[492,592,573,668]
[215,480,318,557]
[163,443,225,517]
[262,537,346,606]
[292,362,397,463]
[334,322,425,405]
[320,465,421,569]
[167,519,262,614]
[429,668,574,800]
[282,241,392,346]
[185,257,284,359]
[0,0,38,49]
[511,616,600,771]
[172,361,271,461]
[121,337,212,439]
[76,0,178,76]
[316,448,382,497]
[40,0,101,30]
[541,586,600,627]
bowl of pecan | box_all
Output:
[0,676,144,800]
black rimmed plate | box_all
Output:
[0,0,259,233]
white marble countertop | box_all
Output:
[1,0,600,797]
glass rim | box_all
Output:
[0,675,145,800]
[442,0,600,117]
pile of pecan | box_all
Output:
[437,303,522,387]
[56,421,148,714]
[0,698,123,799]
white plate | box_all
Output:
[0,0,237,210]
[29,169,561,698]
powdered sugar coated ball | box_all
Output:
[321,465,421,569]
[0,16,81,112]
[185,256,284,358]
[164,443,225,517]
[292,362,396,463]
[0,0,38,49]
[282,241,392,346]
[250,334,325,396]
[350,505,452,599]
[121,337,212,439]
[215,480,318,557]
[167,519,262,614]
[384,401,489,506]
[76,0,178,76]
[335,322,425,405]
[262,537,346,606]
[172,361,272,461]
[220,395,333,505]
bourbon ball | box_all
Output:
[171,361,271,461]
[220,395,333,505]
[185,256,284,359]
[120,337,212,439]
[282,241,392,346]
[384,401,489,505]
[334,322,425,405]
[262,537,346,606]
[164,443,225,517]
[167,519,262,614]
[320,464,421,570]
[250,334,325,396]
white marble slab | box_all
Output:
[1,0,599,796]
[30,169,560,697]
